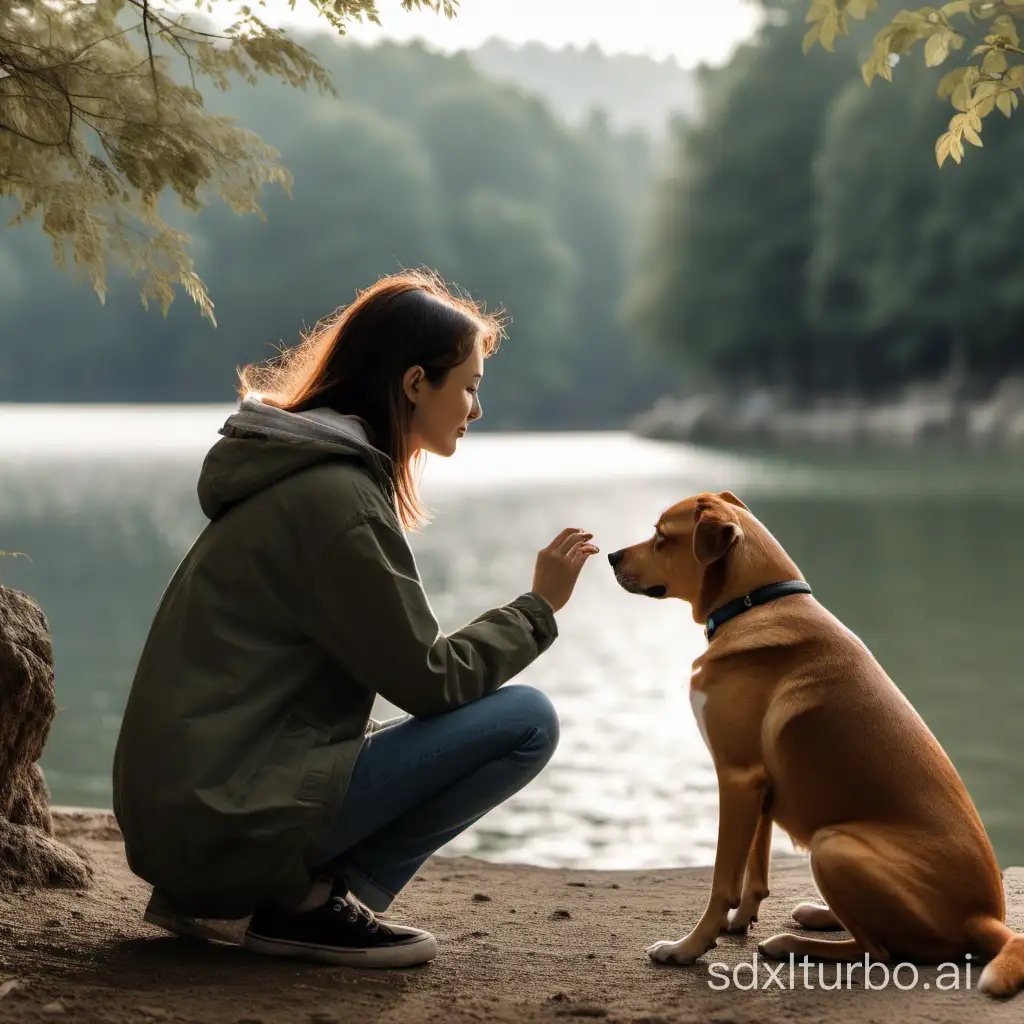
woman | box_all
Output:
[112,270,599,969]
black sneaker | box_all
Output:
[243,888,438,968]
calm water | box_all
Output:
[2,404,1024,870]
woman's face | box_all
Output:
[404,334,484,457]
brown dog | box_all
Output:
[607,491,1024,997]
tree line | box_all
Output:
[0,34,667,428]
[632,0,1024,401]
[7,0,1024,418]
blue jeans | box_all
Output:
[310,684,559,912]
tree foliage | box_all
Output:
[1,40,668,428]
[629,2,854,395]
[804,0,1024,164]
[632,0,1024,398]
[0,0,453,322]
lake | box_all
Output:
[2,404,1024,871]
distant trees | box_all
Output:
[631,0,1024,399]
[1,40,666,427]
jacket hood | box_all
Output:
[197,396,393,520]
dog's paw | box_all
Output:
[791,902,842,930]
[724,906,758,934]
[646,937,712,965]
[758,932,800,960]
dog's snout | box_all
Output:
[607,549,624,568]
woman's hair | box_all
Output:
[238,269,502,530]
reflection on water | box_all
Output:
[2,404,1023,869]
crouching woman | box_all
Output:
[112,270,598,968]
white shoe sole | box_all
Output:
[242,930,439,968]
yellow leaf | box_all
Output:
[893,10,926,26]
[983,48,1009,74]
[820,12,837,51]
[937,65,967,97]
[935,132,953,166]
[951,82,969,110]
[845,0,875,18]
[997,90,1014,116]
[925,31,951,66]
[992,14,1021,46]
[803,25,820,54]
[950,135,964,162]
[805,0,833,23]
[963,122,983,145]
[941,0,973,15]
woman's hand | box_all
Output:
[531,528,600,613]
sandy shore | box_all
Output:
[0,809,1021,1023]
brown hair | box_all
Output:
[238,269,502,530]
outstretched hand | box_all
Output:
[532,528,600,613]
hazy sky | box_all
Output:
[192,0,764,68]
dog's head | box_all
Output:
[606,491,751,621]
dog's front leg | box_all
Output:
[648,768,767,965]
[725,809,772,933]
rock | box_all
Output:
[40,1001,66,1015]
[630,394,730,445]
[471,893,491,902]
[136,1007,169,1019]
[551,909,572,919]
[0,586,92,891]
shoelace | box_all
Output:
[330,892,379,932]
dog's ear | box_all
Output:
[719,491,749,511]
[693,496,743,566]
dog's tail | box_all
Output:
[971,916,1024,998]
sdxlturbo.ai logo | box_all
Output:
[707,953,973,991]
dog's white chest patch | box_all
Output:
[690,688,712,752]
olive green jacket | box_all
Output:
[112,400,557,919]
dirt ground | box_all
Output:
[0,809,1022,1024]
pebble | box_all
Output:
[40,1001,66,1015]
[551,909,572,920]
[136,1006,169,1019]
[471,893,491,903]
